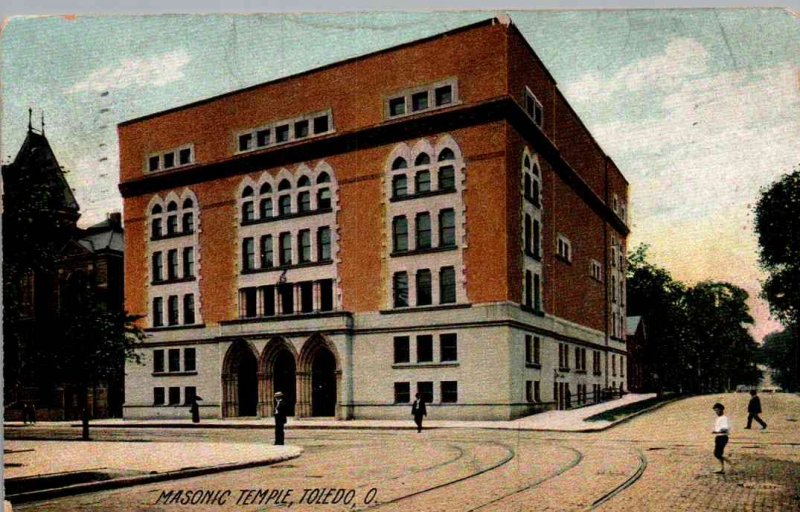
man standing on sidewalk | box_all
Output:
[712,402,732,474]
[411,393,427,433]
[274,391,287,445]
[745,390,767,430]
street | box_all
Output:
[5,393,800,511]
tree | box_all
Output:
[754,167,800,393]
[761,329,798,391]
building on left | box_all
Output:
[2,119,126,420]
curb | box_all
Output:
[573,396,683,433]
[5,448,303,505]
[71,423,427,430]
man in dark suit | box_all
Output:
[274,391,288,445]
[745,389,767,430]
[411,392,427,433]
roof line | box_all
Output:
[119,17,501,128]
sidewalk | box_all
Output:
[3,440,301,503]
[8,393,660,433]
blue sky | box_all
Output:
[2,10,799,340]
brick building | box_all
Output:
[120,17,629,421]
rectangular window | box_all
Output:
[182,212,194,233]
[394,382,410,403]
[621,356,625,378]
[525,89,544,127]
[526,380,534,402]
[411,91,428,112]
[439,266,456,304]
[534,381,541,402]
[416,212,432,249]
[168,386,181,405]
[260,198,273,219]
[438,165,455,191]
[260,235,273,268]
[534,274,541,312]
[152,252,163,282]
[393,272,408,308]
[417,381,433,404]
[168,348,180,372]
[591,260,603,281]
[439,209,456,247]
[416,269,432,306]
[184,348,196,372]
[612,354,617,376]
[392,175,408,198]
[163,152,175,169]
[148,156,160,172]
[261,285,276,317]
[153,349,165,373]
[279,232,292,265]
[242,238,255,271]
[240,287,258,318]
[167,215,178,235]
[256,129,270,147]
[183,247,194,278]
[178,148,192,165]
[167,249,178,280]
[317,188,331,210]
[294,120,309,139]
[389,97,406,117]
[279,283,294,315]
[525,270,533,308]
[299,229,312,263]
[435,85,452,106]
[557,235,572,262]
[534,336,541,365]
[441,381,458,403]
[394,336,410,364]
[319,279,334,312]
[392,216,408,252]
[183,294,195,324]
[533,220,541,258]
[239,133,253,152]
[313,115,329,134]
[184,386,197,405]
[317,227,331,261]
[153,297,164,327]
[298,191,311,212]
[440,334,457,362]
[168,295,179,325]
[151,218,162,239]
[299,281,314,313]
[276,124,290,143]
[417,335,433,363]
[279,195,291,216]
[415,171,431,193]
[154,387,165,405]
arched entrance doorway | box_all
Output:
[222,340,259,417]
[297,335,340,418]
[311,348,336,416]
[273,350,296,416]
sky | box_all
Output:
[2,9,798,341]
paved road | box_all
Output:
[6,393,800,511]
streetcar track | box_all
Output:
[466,445,584,512]
[353,441,517,511]
[587,448,647,510]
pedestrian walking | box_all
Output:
[712,402,732,474]
[22,403,30,425]
[745,390,767,430]
[411,393,427,433]
[30,402,36,424]
[273,391,287,445]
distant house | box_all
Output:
[2,121,125,420]
[626,316,646,393]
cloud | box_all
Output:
[561,37,800,341]
[67,50,191,94]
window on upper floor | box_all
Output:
[279,195,291,216]
[317,226,332,261]
[440,333,458,362]
[152,252,163,282]
[557,234,572,262]
[153,349,165,373]
[279,232,292,266]
[524,88,544,128]
[299,229,312,263]
[415,170,431,194]
[260,235,273,268]
[183,294,195,324]
[393,272,408,308]
[147,144,194,173]
[416,213,431,250]
[417,335,433,362]
[236,110,333,154]
[394,336,410,364]
[416,269,432,306]
[242,238,255,271]
[440,266,456,304]
[167,249,178,280]
[392,175,408,199]
[591,259,603,282]
[168,295,179,326]
[386,78,459,120]
[152,297,164,327]
[392,216,408,253]
[183,247,194,278]
[439,209,456,247]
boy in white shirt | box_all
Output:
[712,402,731,474]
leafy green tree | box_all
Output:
[760,329,798,391]
[626,245,691,392]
